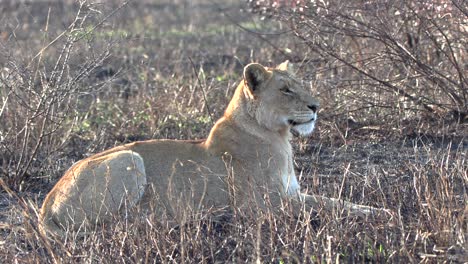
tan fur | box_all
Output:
[40,61,388,237]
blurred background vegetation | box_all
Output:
[0,0,466,262]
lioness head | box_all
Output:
[242,61,319,136]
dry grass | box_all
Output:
[0,0,466,263]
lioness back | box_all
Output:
[40,139,231,236]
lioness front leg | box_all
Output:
[298,193,389,218]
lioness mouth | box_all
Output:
[288,118,314,126]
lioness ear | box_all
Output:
[276,60,295,74]
[243,63,268,93]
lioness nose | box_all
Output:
[308,104,318,113]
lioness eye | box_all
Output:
[281,87,293,95]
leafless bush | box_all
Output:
[250,0,467,123]
[0,1,124,189]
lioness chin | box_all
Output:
[40,61,389,238]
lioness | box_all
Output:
[40,61,387,237]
